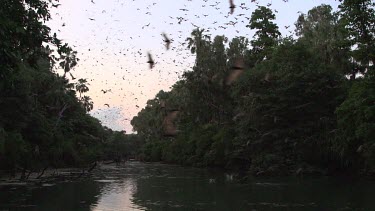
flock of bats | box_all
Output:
[54,0,289,134]
[154,1,249,136]
[145,0,285,136]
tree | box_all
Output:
[75,79,93,112]
[246,6,281,66]
[0,0,107,172]
[232,38,345,175]
[132,3,373,177]
[338,0,375,78]
[296,4,351,72]
[335,69,375,171]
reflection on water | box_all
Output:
[1,162,375,210]
[91,178,144,211]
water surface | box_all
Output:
[0,162,374,210]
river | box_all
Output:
[0,162,374,210]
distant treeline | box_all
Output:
[131,1,375,176]
[0,0,140,175]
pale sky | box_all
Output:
[47,0,340,132]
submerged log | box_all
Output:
[37,167,48,179]
[26,170,32,180]
[87,162,97,173]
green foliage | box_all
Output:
[3,132,29,168]
[296,4,351,72]
[335,71,375,170]
[132,1,375,176]
[232,39,345,174]
[131,91,165,139]
[102,131,141,161]
[0,0,142,171]
[338,0,375,79]
[246,6,280,66]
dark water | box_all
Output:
[1,162,375,211]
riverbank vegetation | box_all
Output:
[0,0,138,178]
[132,1,375,177]
[0,0,373,179]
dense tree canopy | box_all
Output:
[132,1,375,177]
[0,0,139,176]
[1,0,373,179]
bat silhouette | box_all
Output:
[225,58,244,85]
[162,33,171,50]
[229,0,235,14]
[147,52,155,69]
